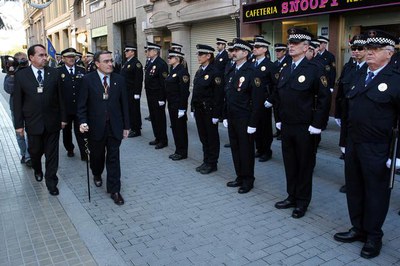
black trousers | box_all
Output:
[62,114,85,157]
[228,117,255,187]
[28,130,60,190]
[89,123,122,194]
[281,123,317,207]
[168,105,188,156]
[255,107,273,156]
[194,108,220,165]
[127,89,142,132]
[345,140,391,241]
[146,90,167,144]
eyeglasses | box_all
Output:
[167,56,175,59]
[275,49,285,52]
[253,45,265,49]
[351,47,365,51]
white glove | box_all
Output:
[264,100,273,108]
[276,122,281,130]
[223,119,228,128]
[386,158,400,169]
[178,110,185,118]
[79,123,89,133]
[330,88,334,93]
[340,147,345,154]
[247,126,256,134]
[308,125,321,134]
[335,118,341,127]
[190,112,194,119]
[212,118,219,124]
[158,101,165,106]
[134,94,140,100]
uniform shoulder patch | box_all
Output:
[215,77,222,85]
[320,76,328,87]
[183,75,189,83]
[254,77,261,87]
[136,62,142,68]
[162,72,168,78]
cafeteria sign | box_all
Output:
[243,0,400,23]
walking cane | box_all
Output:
[83,135,91,202]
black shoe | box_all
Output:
[200,164,217,175]
[339,153,345,160]
[227,180,242,187]
[259,153,272,162]
[171,154,187,161]
[20,155,26,164]
[238,186,253,194]
[128,131,141,138]
[361,240,382,259]
[339,185,346,193]
[273,132,281,138]
[275,199,296,209]
[48,187,59,196]
[196,163,207,172]
[34,171,43,182]
[25,159,32,168]
[169,153,177,159]
[277,135,282,141]
[111,192,124,205]
[145,116,151,121]
[292,207,307,218]
[93,175,102,187]
[67,150,74,157]
[255,151,262,158]
[155,143,168,149]
[224,143,231,148]
[149,140,159,145]
[334,228,367,243]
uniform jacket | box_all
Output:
[77,71,130,141]
[253,57,275,100]
[58,65,86,115]
[191,63,224,118]
[346,64,400,144]
[317,50,336,88]
[272,57,331,129]
[145,56,169,101]
[273,55,292,84]
[120,57,144,95]
[13,66,67,135]
[214,50,229,73]
[224,61,264,127]
[165,63,190,110]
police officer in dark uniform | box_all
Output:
[120,45,144,138]
[334,35,367,193]
[317,36,336,93]
[75,52,85,68]
[252,37,275,162]
[86,52,96,73]
[165,50,190,161]
[145,42,169,149]
[266,28,331,219]
[214,38,229,73]
[224,42,235,77]
[224,39,264,194]
[272,43,291,140]
[55,53,64,66]
[191,44,224,174]
[334,30,400,259]
[170,43,183,52]
[58,48,87,160]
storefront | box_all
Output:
[242,0,400,70]
[91,25,108,51]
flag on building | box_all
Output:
[47,38,56,60]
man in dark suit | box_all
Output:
[317,36,336,93]
[77,50,130,205]
[120,45,143,138]
[214,38,229,73]
[334,30,400,259]
[58,47,86,160]
[13,44,67,196]
[145,42,169,149]
[85,52,96,73]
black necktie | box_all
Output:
[69,68,74,75]
[365,72,374,86]
[356,64,360,71]
[290,63,296,73]
[255,61,259,67]
[37,70,43,83]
